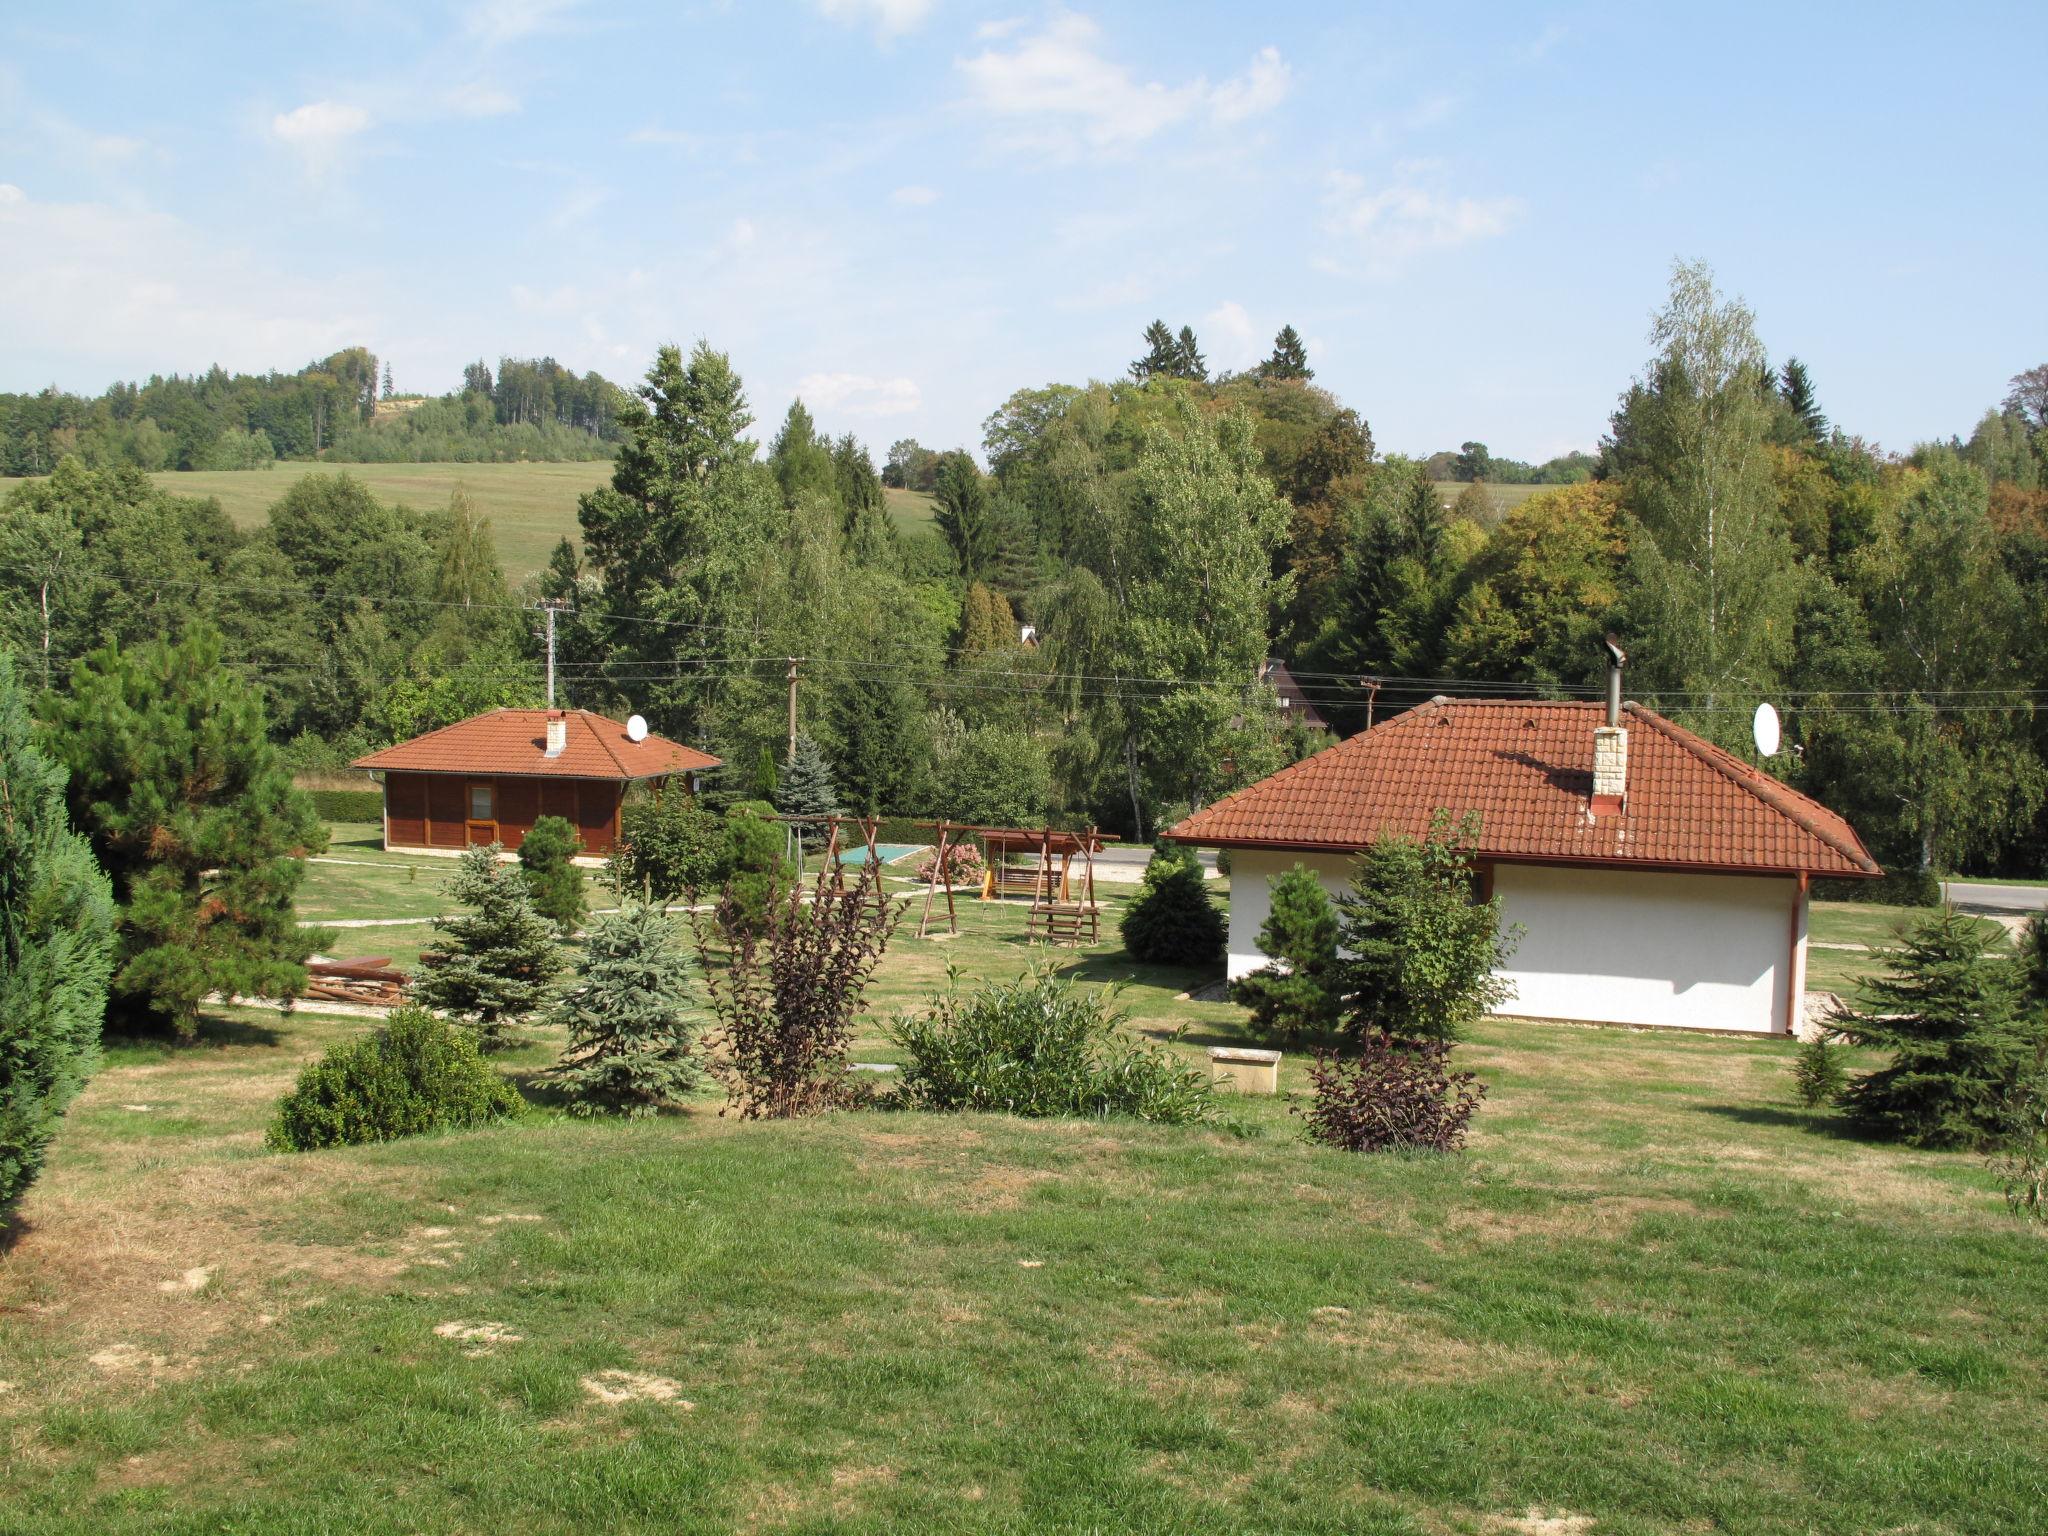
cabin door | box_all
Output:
[465,781,498,846]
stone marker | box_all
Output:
[1208,1046,1282,1094]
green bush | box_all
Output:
[518,814,587,931]
[1120,844,1225,967]
[720,801,795,935]
[308,788,384,822]
[1793,1033,1849,1109]
[1814,869,1941,907]
[889,971,1214,1125]
[614,792,728,904]
[266,1006,522,1151]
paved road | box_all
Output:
[1943,881,2048,915]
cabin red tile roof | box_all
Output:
[351,709,721,781]
[1169,699,1880,879]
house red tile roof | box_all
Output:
[1169,699,1880,879]
[351,709,721,781]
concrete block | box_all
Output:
[1209,1046,1282,1094]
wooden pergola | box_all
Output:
[907,822,1114,945]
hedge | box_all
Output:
[308,787,384,822]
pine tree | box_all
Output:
[542,900,703,1116]
[1173,326,1208,383]
[1230,864,1341,1041]
[1779,357,1829,444]
[1835,907,2036,1148]
[1257,325,1313,381]
[517,815,588,931]
[415,843,563,1048]
[933,450,998,582]
[1,651,118,1219]
[1130,320,1180,381]
[777,732,842,863]
[42,625,327,1038]
[380,361,394,399]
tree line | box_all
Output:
[3,262,2046,882]
[0,350,630,476]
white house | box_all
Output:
[1167,693,1881,1035]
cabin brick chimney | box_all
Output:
[1592,634,1628,813]
[544,709,567,758]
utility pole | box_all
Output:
[785,657,803,761]
[539,599,570,707]
[1364,676,1382,730]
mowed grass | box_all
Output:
[140,462,614,580]
[5,850,2047,1532]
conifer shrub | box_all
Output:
[890,971,1214,1125]
[517,815,587,932]
[267,1006,521,1151]
[1832,906,2036,1148]
[415,843,563,1048]
[1231,863,1342,1042]
[542,901,703,1116]
[1793,1032,1850,1109]
[1120,844,1225,967]
[1,652,119,1221]
[719,801,796,936]
[1297,1034,1485,1154]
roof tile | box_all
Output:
[1169,699,1880,878]
[351,709,720,781]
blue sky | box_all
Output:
[3,1,2042,463]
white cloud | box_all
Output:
[975,16,1025,40]
[627,125,706,151]
[814,0,934,39]
[1315,169,1521,277]
[1208,47,1291,125]
[1201,299,1260,372]
[796,372,922,418]
[0,183,24,206]
[270,100,370,144]
[956,11,1289,152]
[463,0,582,45]
[889,183,940,206]
[445,82,521,118]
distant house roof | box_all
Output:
[1170,698,1880,879]
[1259,659,1328,730]
[352,708,721,782]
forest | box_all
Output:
[0,349,629,474]
[2,261,2044,880]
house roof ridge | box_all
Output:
[1620,702,1881,876]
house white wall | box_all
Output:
[1222,849,1805,1035]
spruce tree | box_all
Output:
[1173,325,1208,383]
[416,843,563,1048]
[1779,357,1829,443]
[42,625,327,1038]
[1230,864,1341,1041]
[1,652,118,1220]
[542,900,703,1116]
[1258,325,1313,381]
[517,815,588,931]
[777,733,842,822]
[1835,907,2035,1148]
[1130,320,1180,381]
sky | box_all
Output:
[2,1,2043,464]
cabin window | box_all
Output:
[469,783,494,822]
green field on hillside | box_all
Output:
[4,843,2042,1532]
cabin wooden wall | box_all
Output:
[379,771,624,854]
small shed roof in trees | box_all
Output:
[353,709,720,781]
[1169,699,1879,879]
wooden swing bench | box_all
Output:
[909,822,1112,945]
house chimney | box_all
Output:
[545,709,567,759]
[1592,635,1628,812]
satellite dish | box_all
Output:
[1752,702,1781,758]
[626,714,649,743]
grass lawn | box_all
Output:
[4,856,2046,1532]
[135,461,614,580]
[884,486,939,538]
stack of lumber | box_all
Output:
[304,957,409,1007]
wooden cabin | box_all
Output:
[351,708,720,856]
